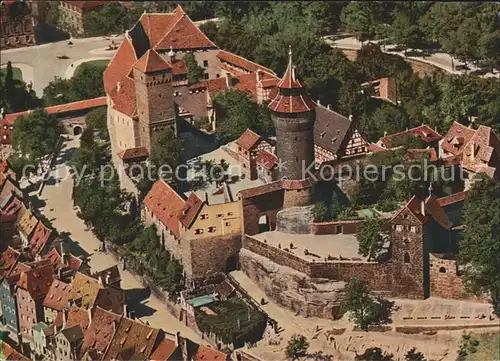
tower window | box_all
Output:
[439,267,446,273]
[203,60,208,67]
[204,73,209,79]
[404,252,410,263]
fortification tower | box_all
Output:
[133,49,176,153]
[268,47,317,209]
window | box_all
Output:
[410,226,417,233]
[200,214,208,220]
[204,73,209,79]
[404,252,410,263]
[238,147,242,152]
[227,212,233,216]
[194,229,203,234]
[225,221,231,226]
[216,214,223,218]
[439,267,446,273]
[208,226,216,233]
[203,60,208,67]
[395,225,403,231]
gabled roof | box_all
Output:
[437,191,468,207]
[236,129,261,151]
[133,49,172,73]
[109,76,137,117]
[390,195,453,230]
[81,307,122,357]
[314,105,353,155]
[118,147,149,161]
[179,192,204,228]
[0,247,20,279]
[16,264,54,300]
[43,279,72,311]
[1,341,30,361]
[139,9,184,49]
[43,247,83,274]
[93,286,126,314]
[93,265,121,286]
[440,122,477,156]
[69,272,102,308]
[17,210,38,239]
[150,337,179,361]
[380,124,442,148]
[460,125,500,178]
[65,306,91,332]
[102,316,161,361]
[256,150,278,170]
[155,11,216,50]
[103,36,138,94]
[58,324,85,344]
[217,50,275,75]
[29,221,53,255]
[144,180,185,238]
[192,345,227,361]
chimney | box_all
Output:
[327,104,331,110]
[116,81,121,92]
[105,272,111,286]
[123,303,128,317]
[62,309,68,329]
[225,73,232,88]
[168,46,176,63]
[175,331,180,346]
[421,199,425,216]
[256,69,263,82]
[98,275,105,287]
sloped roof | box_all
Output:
[103,36,138,94]
[58,324,85,344]
[150,338,179,361]
[390,195,453,230]
[314,105,353,155]
[29,221,53,255]
[133,49,172,73]
[437,191,468,207]
[256,150,278,170]
[179,192,204,228]
[461,125,500,178]
[139,10,183,49]
[0,247,20,279]
[118,147,149,161]
[92,265,121,286]
[109,75,137,117]
[217,50,275,75]
[236,129,261,151]
[1,341,30,361]
[381,124,442,147]
[94,286,126,314]
[16,264,54,300]
[43,279,72,311]
[81,307,122,357]
[144,180,185,238]
[102,316,161,361]
[65,306,91,332]
[43,247,83,274]
[69,272,102,308]
[1,194,23,215]
[192,345,227,361]
[440,121,477,156]
[17,210,38,239]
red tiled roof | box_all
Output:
[368,143,386,153]
[70,272,102,308]
[16,264,54,300]
[102,316,160,360]
[193,345,227,361]
[140,12,182,49]
[268,94,317,113]
[423,195,453,230]
[381,124,442,147]
[1,342,30,361]
[133,49,172,73]
[440,122,477,156]
[256,150,278,170]
[0,247,20,278]
[150,338,178,361]
[144,180,185,238]
[155,12,216,50]
[3,97,107,125]
[460,125,500,179]
[103,36,138,94]
[43,279,72,311]
[118,146,149,161]
[237,180,283,199]
[405,148,438,162]
[43,247,83,274]
[217,50,275,75]
[92,265,121,287]
[179,192,204,228]
[29,221,53,255]
[438,191,468,207]
[277,60,305,89]
[66,306,91,331]
[81,307,122,356]
[94,287,126,314]
[171,59,187,75]
[109,76,137,117]
[236,129,261,151]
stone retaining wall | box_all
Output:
[310,219,362,235]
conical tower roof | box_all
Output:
[133,49,171,73]
[268,46,316,113]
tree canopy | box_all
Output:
[12,109,63,162]
[285,334,310,360]
[357,217,389,261]
[459,175,500,316]
[183,52,205,85]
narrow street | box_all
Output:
[29,136,204,343]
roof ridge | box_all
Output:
[217,50,276,75]
[101,312,125,360]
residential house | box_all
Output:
[43,279,71,324]
[32,322,50,358]
[79,306,121,360]
[378,124,442,150]
[16,264,54,338]
[44,246,87,282]
[91,265,121,289]
[54,325,84,361]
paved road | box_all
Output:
[1,36,122,95]
[29,135,204,343]
[326,36,499,78]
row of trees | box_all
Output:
[1,62,41,113]
[341,2,500,70]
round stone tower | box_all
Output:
[268,47,317,209]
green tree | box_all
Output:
[85,107,109,141]
[390,13,424,54]
[150,128,182,181]
[4,61,15,93]
[184,52,205,85]
[340,2,374,43]
[340,279,379,331]
[83,3,128,37]
[479,31,500,72]
[12,109,63,162]
[405,348,426,361]
[357,218,388,261]
[459,175,500,316]
[355,347,394,361]
[312,201,327,222]
[79,126,95,149]
[285,334,309,360]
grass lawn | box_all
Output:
[74,59,110,76]
[463,332,500,361]
[0,67,23,82]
